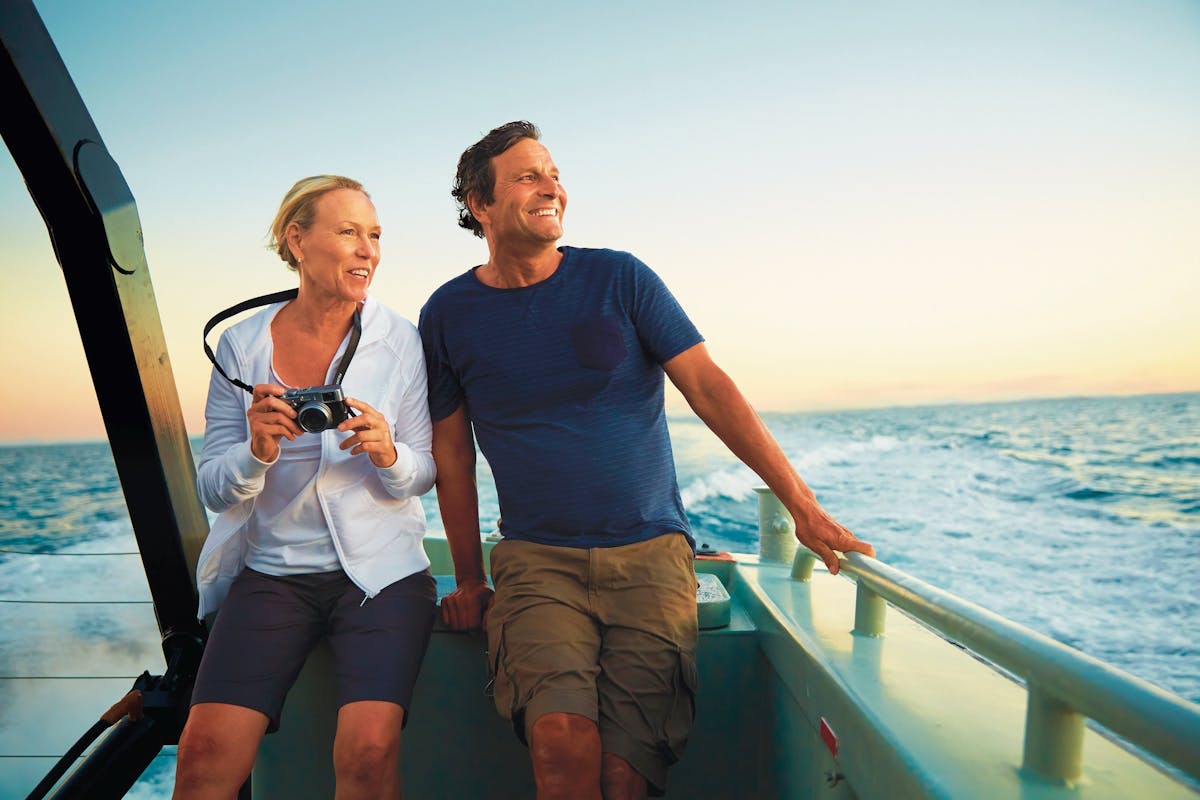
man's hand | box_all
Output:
[792,504,874,575]
[440,579,495,631]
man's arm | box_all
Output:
[663,343,874,574]
[431,405,494,629]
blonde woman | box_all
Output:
[175,176,435,799]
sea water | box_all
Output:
[1,392,1196,796]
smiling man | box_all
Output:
[418,121,873,799]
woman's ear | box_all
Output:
[285,221,305,265]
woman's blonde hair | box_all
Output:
[268,175,367,269]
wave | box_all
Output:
[679,465,757,507]
[1141,455,1200,469]
[1063,487,1116,501]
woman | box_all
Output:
[174,176,436,799]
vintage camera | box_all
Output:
[282,384,351,433]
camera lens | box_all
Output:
[297,402,332,433]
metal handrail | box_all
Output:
[791,545,1200,784]
[754,487,1200,783]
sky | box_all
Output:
[1,0,1198,443]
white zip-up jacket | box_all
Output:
[195,295,435,618]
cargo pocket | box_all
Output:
[485,620,516,720]
[657,647,699,766]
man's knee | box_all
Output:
[529,712,600,768]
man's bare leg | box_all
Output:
[601,752,648,800]
[529,712,602,800]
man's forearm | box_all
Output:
[437,474,487,585]
[431,408,489,586]
[686,369,820,519]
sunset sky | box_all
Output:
[1,0,1197,443]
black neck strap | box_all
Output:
[203,289,363,394]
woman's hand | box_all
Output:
[338,397,398,468]
[248,383,301,463]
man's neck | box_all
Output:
[476,243,563,289]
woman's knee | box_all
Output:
[175,726,248,792]
[332,707,402,787]
[174,705,265,791]
[333,736,397,785]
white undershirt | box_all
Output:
[243,332,351,575]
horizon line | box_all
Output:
[2,388,1196,448]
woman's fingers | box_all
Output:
[337,398,397,467]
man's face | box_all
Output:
[475,138,567,248]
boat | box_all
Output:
[3,2,1198,797]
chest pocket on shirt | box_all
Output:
[571,315,627,371]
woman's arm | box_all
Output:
[195,335,275,512]
[371,329,436,499]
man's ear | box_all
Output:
[467,192,490,228]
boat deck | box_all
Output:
[5,538,1197,798]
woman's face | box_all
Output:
[290,188,381,304]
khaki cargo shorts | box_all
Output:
[485,533,699,796]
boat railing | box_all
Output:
[755,489,1200,786]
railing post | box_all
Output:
[755,487,798,563]
[791,551,816,582]
[1022,684,1085,786]
[853,582,886,637]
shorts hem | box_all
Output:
[522,689,598,745]
[601,729,670,797]
[189,697,278,734]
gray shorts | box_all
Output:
[191,567,437,732]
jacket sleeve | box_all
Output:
[195,332,273,512]
[376,324,436,499]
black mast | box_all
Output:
[1,2,209,796]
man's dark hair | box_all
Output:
[452,120,541,238]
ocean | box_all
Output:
[1,392,1197,797]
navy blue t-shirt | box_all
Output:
[419,247,703,549]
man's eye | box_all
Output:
[340,228,356,235]
[370,232,381,240]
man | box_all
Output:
[419,121,874,800]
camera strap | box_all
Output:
[203,288,363,395]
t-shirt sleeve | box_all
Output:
[418,297,465,423]
[628,254,704,364]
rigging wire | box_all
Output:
[0,548,140,555]
[0,599,152,604]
